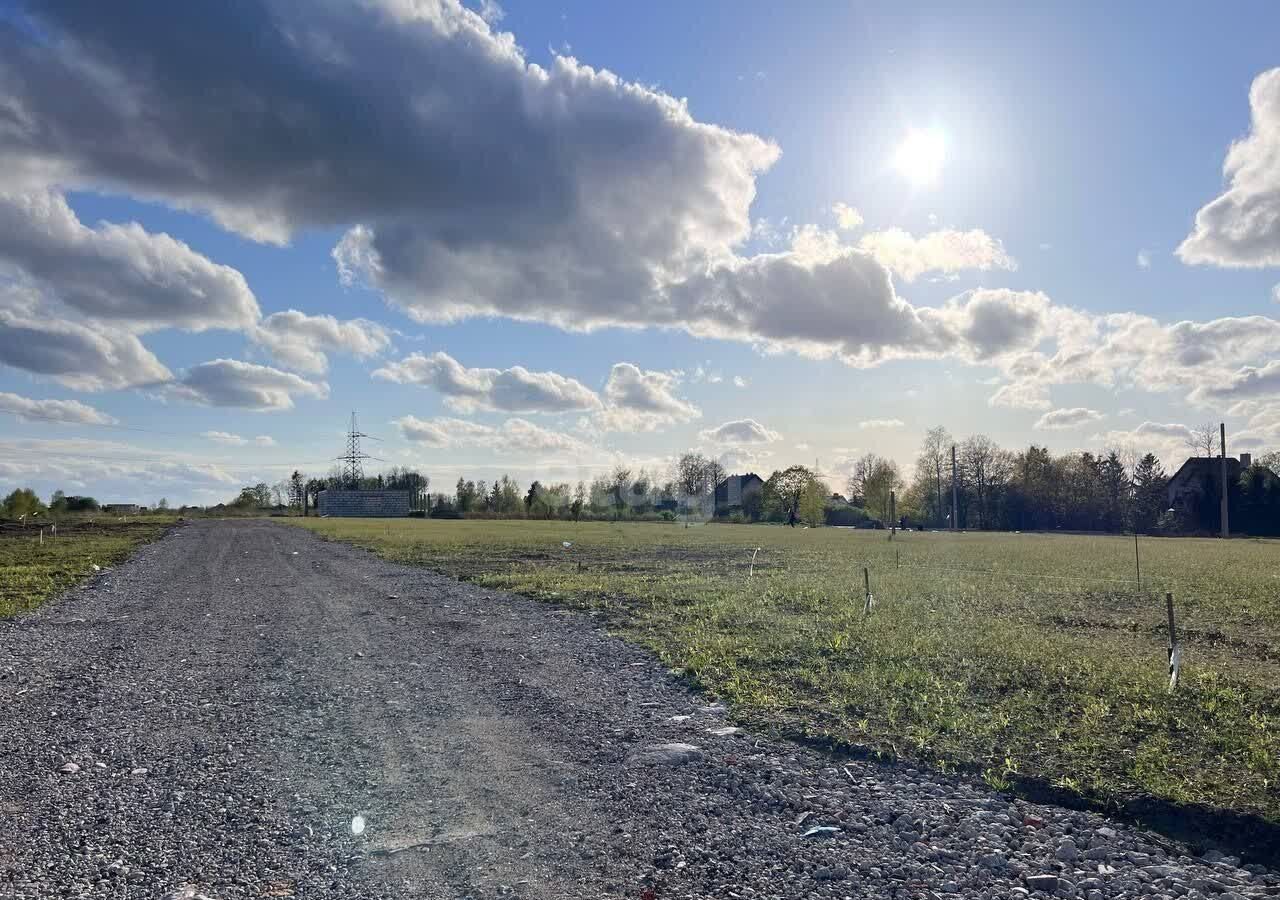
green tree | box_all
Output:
[798,478,827,526]
[764,465,819,526]
[3,488,45,520]
[1131,453,1167,533]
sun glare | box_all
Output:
[893,127,946,186]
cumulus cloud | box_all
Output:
[394,415,594,456]
[1137,250,1151,269]
[201,431,275,448]
[0,188,259,331]
[1178,68,1280,267]
[858,418,905,430]
[0,1,1066,378]
[251,310,390,375]
[0,391,116,425]
[1033,407,1104,430]
[857,228,1016,282]
[0,305,171,391]
[832,202,863,230]
[173,359,329,411]
[732,375,748,388]
[698,418,781,444]
[597,363,701,432]
[373,351,601,414]
[1190,360,1280,405]
[202,431,248,446]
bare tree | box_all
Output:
[1185,422,1217,458]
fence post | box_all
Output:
[1134,532,1141,587]
[1166,592,1180,691]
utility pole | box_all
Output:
[951,444,959,531]
[890,490,896,535]
[1220,422,1229,538]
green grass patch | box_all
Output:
[0,520,171,616]
[293,518,1280,826]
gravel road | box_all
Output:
[1,520,1275,899]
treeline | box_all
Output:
[895,428,1280,535]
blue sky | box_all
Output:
[2,0,1280,505]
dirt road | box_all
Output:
[0,521,1272,898]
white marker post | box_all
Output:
[1166,592,1180,691]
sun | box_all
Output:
[893,127,946,186]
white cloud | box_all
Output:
[0,188,259,332]
[832,202,863,230]
[732,375,748,388]
[0,304,172,391]
[173,359,329,411]
[988,381,1052,410]
[1178,68,1280,267]
[698,418,781,444]
[1092,422,1196,469]
[477,0,505,24]
[0,391,116,425]
[373,351,601,414]
[858,418,906,430]
[1137,250,1151,269]
[202,431,248,446]
[596,363,700,432]
[252,310,390,375]
[200,432,275,448]
[1273,284,1280,304]
[1033,407,1104,430]
[394,415,595,456]
[856,228,1016,282]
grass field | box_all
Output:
[295,517,1280,837]
[0,520,171,617]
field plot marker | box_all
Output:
[748,547,761,578]
[863,566,874,615]
[1166,592,1180,691]
[1134,532,1141,586]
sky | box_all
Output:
[2,0,1280,505]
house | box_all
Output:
[1167,454,1249,512]
[102,503,141,515]
[714,473,764,515]
[1167,453,1279,533]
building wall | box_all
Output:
[317,490,411,517]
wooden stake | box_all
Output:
[1166,592,1180,691]
[863,566,873,615]
[1134,532,1141,587]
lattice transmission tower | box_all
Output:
[337,411,376,488]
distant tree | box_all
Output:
[764,465,820,526]
[1257,450,1280,472]
[1131,453,1168,533]
[911,426,952,528]
[849,453,902,525]
[571,481,586,521]
[2,488,45,520]
[798,477,828,526]
[49,489,67,512]
[289,471,305,511]
[156,497,170,511]
[525,480,543,512]
[1185,422,1218,458]
[609,465,633,518]
[253,483,272,508]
